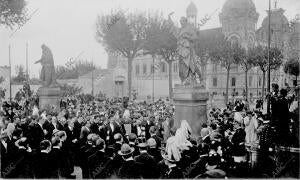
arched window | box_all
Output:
[213,77,218,87]
[231,77,236,87]
[229,36,239,46]
[143,64,147,74]
[161,62,166,73]
[135,64,140,75]
[173,62,178,72]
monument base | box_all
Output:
[173,84,209,137]
[37,87,61,112]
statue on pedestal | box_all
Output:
[35,44,57,87]
[168,12,202,85]
[35,44,61,111]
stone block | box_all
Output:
[173,84,209,136]
[37,87,61,112]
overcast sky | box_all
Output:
[0,0,299,77]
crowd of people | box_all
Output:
[0,83,299,179]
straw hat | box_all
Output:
[118,144,134,156]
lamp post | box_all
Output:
[267,0,271,117]
[9,45,12,107]
[152,55,155,102]
[26,42,29,81]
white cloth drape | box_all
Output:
[244,116,258,144]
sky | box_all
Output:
[0,0,299,77]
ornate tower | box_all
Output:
[219,0,259,48]
[259,8,290,49]
[186,1,197,26]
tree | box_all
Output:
[56,59,96,79]
[0,76,5,100]
[12,65,27,83]
[158,21,177,99]
[209,35,237,104]
[249,45,283,99]
[59,84,82,97]
[96,10,148,100]
[144,12,177,99]
[194,30,222,84]
[284,57,300,86]
[0,76,4,84]
[0,0,28,29]
[233,45,252,101]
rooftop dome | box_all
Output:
[261,8,289,31]
[221,0,256,16]
[186,1,197,17]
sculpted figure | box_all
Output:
[35,44,57,87]
[168,12,202,85]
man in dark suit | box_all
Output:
[9,137,34,178]
[78,134,93,177]
[1,135,9,177]
[28,116,45,151]
[61,120,77,178]
[43,117,54,140]
[111,133,123,154]
[34,140,52,178]
[149,126,162,149]
[147,138,162,163]
[1,130,23,178]
[134,142,158,178]
[160,151,184,179]
[144,117,154,140]
[88,138,112,178]
[117,143,141,179]
[49,136,62,178]
[276,88,291,146]
[90,116,100,135]
[128,133,139,157]
[81,134,98,179]
[132,119,146,142]
[105,113,122,145]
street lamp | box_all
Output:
[8,45,12,107]
[267,0,272,117]
[152,55,155,102]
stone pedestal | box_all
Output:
[173,84,209,137]
[37,87,61,112]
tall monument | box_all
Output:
[35,44,61,111]
[169,2,209,136]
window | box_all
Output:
[173,62,178,72]
[259,77,262,87]
[162,62,166,73]
[135,64,140,75]
[213,64,218,72]
[231,77,236,87]
[249,76,253,87]
[151,64,154,74]
[213,77,218,87]
[143,64,147,74]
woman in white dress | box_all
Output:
[244,111,258,144]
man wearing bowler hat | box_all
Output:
[117,143,140,179]
[134,142,158,178]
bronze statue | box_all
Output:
[168,12,202,85]
[35,44,57,87]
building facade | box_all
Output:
[91,0,299,101]
[128,0,299,102]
